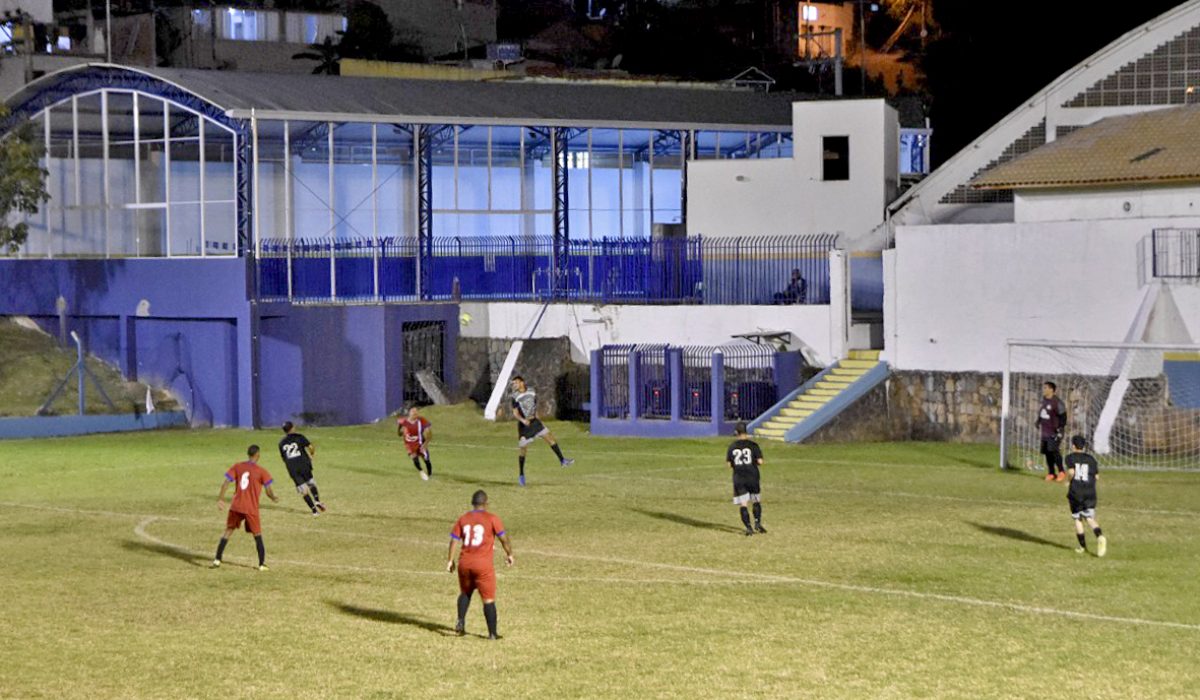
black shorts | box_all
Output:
[518,419,548,445]
[1068,492,1097,516]
[732,474,760,498]
[1039,437,1062,455]
[286,463,314,486]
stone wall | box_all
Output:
[456,336,588,421]
[805,371,1004,444]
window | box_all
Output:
[800,4,819,22]
[220,8,279,41]
[822,135,849,181]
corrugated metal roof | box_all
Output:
[971,103,1200,190]
[12,64,801,129]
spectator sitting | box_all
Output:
[773,269,807,305]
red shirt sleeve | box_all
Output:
[260,466,273,486]
[450,515,464,540]
[224,467,236,482]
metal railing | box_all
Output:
[257,234,838,305]
[1151,228,1200,279]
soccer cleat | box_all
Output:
[1074,546,1086,554]
[1044,474,1056,481]
[487,634,499,640]
[315,501,327,513]
[210,559,221,568]
[420,471,429,481]
[755,524,767,534]
[744,528,755,537]
[1055,472,1067,482]
[1097,535,1108,558]
[561,458,575,467]
[258,565,270,572]
[311,510,321,517]
[455,620,466,637]
[518,475,526,487]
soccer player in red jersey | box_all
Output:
[447,490,513,639]
[397,406,433,480]
[212,445,279,571]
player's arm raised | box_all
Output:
[498,532,514,567]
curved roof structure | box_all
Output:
[888,0,1200,228]
[3,63,800,133]
[971,103,1200,190]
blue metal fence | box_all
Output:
[258,234,837,305]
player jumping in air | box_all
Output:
[213,445,279,571]
[397,406,433,480]
[447,490,514,640]
[1064,435,1108,557]
[1037,381,1068,481]
[279,421,326,515]
[510,375,572,486]
[727,421,766,536]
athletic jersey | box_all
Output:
[398,416,431,445]
[278,433,312,470]
[450,510,506,570]
[1066,452,1099,499]
[1037,396,1067,438]
[512,390,537,421]
[726,439,764,480]
[225,462,273,515]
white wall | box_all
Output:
[459,302,840,366]
[889,217,1200,372]
[686,99,898,250]
[1015,185,1200,223]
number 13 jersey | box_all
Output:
[451,510,506,570]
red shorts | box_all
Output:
[226,510,262,535]
[457,565,496,600]
[405,441,428,458]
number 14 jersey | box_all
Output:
[451,510,506,570]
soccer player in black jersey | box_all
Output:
[1037,381,1069,481]
[1064,435,1107,557]
[726,422,766,536]
[279,421,325,516]
[510,375,573,486]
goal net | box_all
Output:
[1001,341,1200,471]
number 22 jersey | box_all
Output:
[450,510,506,570]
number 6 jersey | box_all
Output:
[450,509,506,570]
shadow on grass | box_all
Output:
[908,443,995,470]
[968,522,1072,550]
[328,601,462,636]
[630,508,743,534]
[121,540,208,567]
[337,464,400,478]
[436,473,521,488]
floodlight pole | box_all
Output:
[859,0,867,94]
[105,0,112,63]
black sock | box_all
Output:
[457,594,471,623]
[483,602,498,637]
[302,493,316,511]
[519,455,525,476]
[254,535,265,566]
[309,484,320,501]
[752,502,762,525]
[550,443,565,461]
[1093,527,1103,537]
[1076,533,1087,548]
[215,537,228,561]
[739,507,751,529]
[412,457,422,471]
[424,459,433,476]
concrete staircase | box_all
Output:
[749,350,888,443]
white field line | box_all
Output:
[4,501,1199,633]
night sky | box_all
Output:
[927,0,1187,166]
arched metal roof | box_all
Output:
[4,63,802,133]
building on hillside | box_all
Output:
[159,6,347,73]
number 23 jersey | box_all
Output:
[726,439,763,480]
[450,510,506,570]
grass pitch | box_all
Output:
[2,404,1198,699]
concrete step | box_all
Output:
[779,408,813,418]
[838,359,879,370]
[763,419,799,431]
[806,388,841,397]
[755,427,787,438]
[848,349,882,361]
[830,367,869,377]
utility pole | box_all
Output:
[859,0,867,94]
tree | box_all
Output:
[339,1,394,61]
[293,35,342,75]
[0,106,50,254]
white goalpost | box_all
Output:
[1001,340,1200,471]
